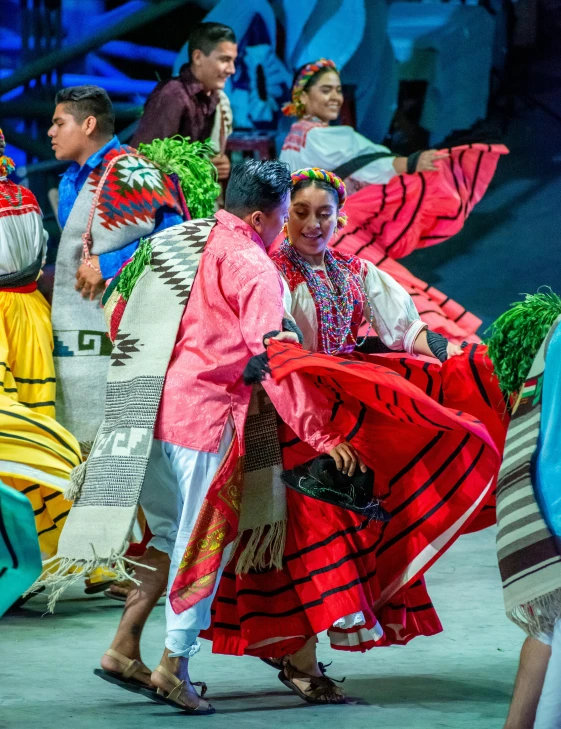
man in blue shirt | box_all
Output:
[50,86,183,300]
[48,85,185,442]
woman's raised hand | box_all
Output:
[416,150,450,172]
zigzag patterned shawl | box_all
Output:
[496,317,561,636]
[40,217,216,604]
[51,145,184,443]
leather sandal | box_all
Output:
[139,664,215,715]
[279,661,346,705]
[262,656,334,673]
[260,656,287,670]
[94,649,156,695]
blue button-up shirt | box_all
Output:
[58,135,183,279]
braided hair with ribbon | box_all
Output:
[291,167,348,229]
[282,58,339,118]
[0,129,16,179]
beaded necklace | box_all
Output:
[280,239,376,354]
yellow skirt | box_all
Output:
[0,289,82,556]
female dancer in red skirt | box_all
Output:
[279,59,509,343]
[202,168,507,704]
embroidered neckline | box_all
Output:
[279,240,374,354]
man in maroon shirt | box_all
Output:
[132,22,237,181]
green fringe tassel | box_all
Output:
[138,135,221,219]
[485,289,561,396]
[101,272,120,307]
[116,238,152,302]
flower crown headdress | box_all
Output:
[291,167,348,229]
[282,58,339,118]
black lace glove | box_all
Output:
[426,330,449,362]
[407,150,423,174]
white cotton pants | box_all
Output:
[139,419,234,659]
[535,619,561,729]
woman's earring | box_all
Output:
[282,222,289,238]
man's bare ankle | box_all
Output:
[160,649,179,671]
[110,637,141,660]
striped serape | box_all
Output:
[496,317,561,636]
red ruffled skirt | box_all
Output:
[202,344,508,656]
[333,144,508,342]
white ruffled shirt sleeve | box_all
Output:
[0,208,47,275]
[280,125,397,185]
[362,261,426,353]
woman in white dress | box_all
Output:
[279,58,509,343]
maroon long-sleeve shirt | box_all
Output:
[132,65,219,147]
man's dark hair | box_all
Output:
[188,22,236,64]
[225,160,292,217]
[55,86,115,137]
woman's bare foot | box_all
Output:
[290,636,324,677]
[260,656,286,670]
[281,637,346,703]
[280,662,346,704]
[151,649,212,712]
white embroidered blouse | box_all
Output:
[272,246,426,355]
[280,118,398,188]
[0,179,47,276]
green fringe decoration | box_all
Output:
[138,135,221,219]
[116,238,153,302]
[101,272,120,307]
[485,290,561,396]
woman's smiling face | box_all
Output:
[301,70,343,122]
[287,183,339,258]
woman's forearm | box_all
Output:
[413,329,463,362]
[412,329,433,357]
[392,156,408,175]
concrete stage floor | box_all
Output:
[2,527,522,729]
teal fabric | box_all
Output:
[0,482,42,616]
[533,325,561,538]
